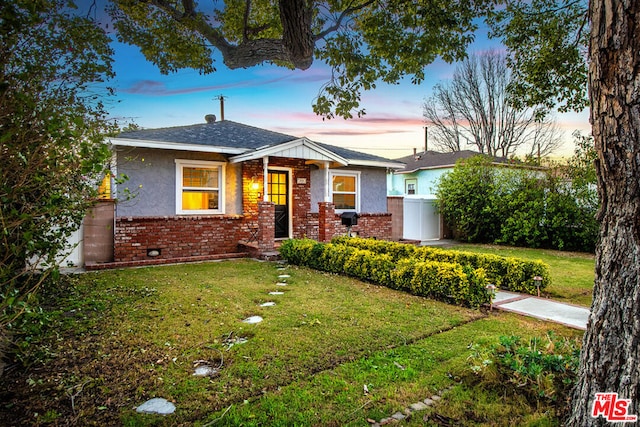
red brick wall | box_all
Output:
[387,196,404,241]
[352,213,393,239]
[257,201,275,250]
[114,215,246,262]
[315,202,393,242]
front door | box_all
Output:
[268,170,289,238]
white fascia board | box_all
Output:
[229,137,348,165]
[109,138,248,155]
[347,159,406,169]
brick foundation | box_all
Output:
[114,215,249,263]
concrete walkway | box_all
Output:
[493,291,590,330]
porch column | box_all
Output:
[318,201,336,243]
[262,156,269,202]
[323,161,331,202]
[258,201,275,250]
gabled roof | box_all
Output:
[110,120,403,169]
[229,137,349,165]
[110,120,298,154]
[393,150,509,174]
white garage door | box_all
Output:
[403,197,440,241]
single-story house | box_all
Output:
[82,119,404,269]
[387,150,510,241]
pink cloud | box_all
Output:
[121,72,320,96]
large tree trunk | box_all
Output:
[567,0,640,425]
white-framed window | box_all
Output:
[405,178,417,195]
[175,159,225,215]
[330,170,360,212]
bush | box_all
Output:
[467,333,581,411]
[331,237,551,295]
[390,259,489,306]
[435,151,598,253]
[280,239,490,308]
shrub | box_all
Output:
[389,259,489,306]
[332,237,551,295]
[467,333,581,413]
[280,239,490,308]
[435,148,598,253]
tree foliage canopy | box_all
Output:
[107,0,589,119]
[0,0,115,326]
[486,0,589,113]
[109,0,492,119]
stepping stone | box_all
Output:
[278,274,290,279]
[242,316,263,324]
[260,302,276,307]
[193,365,218,376]
[276,282,287,286]
[391,412,406,420]
[269,291,284,295]
[410,402,428,411]
[423,398,435,406]
[136,398,175,415]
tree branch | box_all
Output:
[315,0,376,40]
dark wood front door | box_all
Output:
[268,171,289,238]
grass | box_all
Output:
[0,250,589,426]
[451,244,595,306]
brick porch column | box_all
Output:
[258,201,275,250]
[318,202,336,243]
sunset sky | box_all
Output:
[104,13,591,160]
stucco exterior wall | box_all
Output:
[114,147,242,217]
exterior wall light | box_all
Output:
[250,176,260,191]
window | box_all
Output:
[175,159,225,214]
[405,178,417,195]
[98,173,112,199]
[330,171,360,211]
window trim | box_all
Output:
[329,170,360,212]
[175,159,225,215]
[405,178,417,195]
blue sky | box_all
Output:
[103,12,590,159]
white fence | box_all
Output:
[402,197,441,241]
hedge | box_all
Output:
[330,236,551,295]
[279,239,490,308]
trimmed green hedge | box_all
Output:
[279,239,490,308]
[331,237,551,295]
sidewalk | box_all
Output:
[492,291,590,330]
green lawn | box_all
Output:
[0,254,587,426]
[451,244,595,306]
